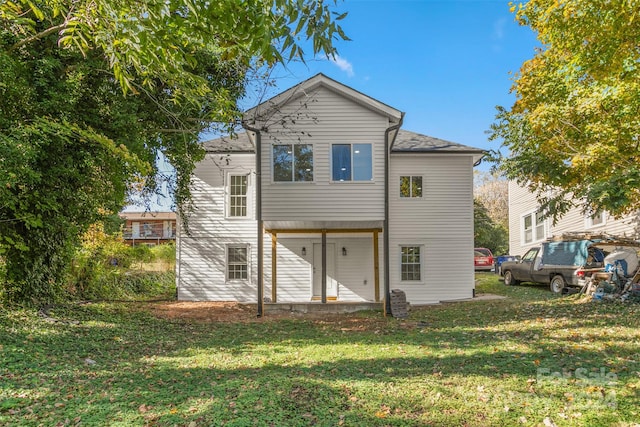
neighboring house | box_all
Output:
[508,181,640,256]
[176,73,484,313]
[120,211,177,246]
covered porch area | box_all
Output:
[257,221,386,315]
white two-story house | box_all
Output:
[508,180,640,257]
[176,74,484,314]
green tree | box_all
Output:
[0,0,347,305]
[474,171,508,229]
[490,0,640,221]
[474,200,508,255]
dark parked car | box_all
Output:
[494,254,519,276]
[501,240,605,293]
[474,248,494,271]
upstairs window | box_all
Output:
[523,210,546,244]
[585,209,606,228]
[273,144,313,182]
[400,176,422,198]
[228,174,248,217]
[332,143,372,181]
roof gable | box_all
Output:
[243,73,403,128]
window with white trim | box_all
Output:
[272,144,313,182]
[400,176,422,198]
[585,210,606,228]
[400,246,421,281]
[522,210,546,244]
[227,245,248,281]
[228,174,248,217]
[331,143,373,181]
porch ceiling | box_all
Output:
[264,220,384,231]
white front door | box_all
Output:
[312,243,337,299]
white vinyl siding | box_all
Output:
[508,181,640,256]
[389,154,475,304]
[177,153,263,301]
[259,87,387,222]
[270,235,378,303]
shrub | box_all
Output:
[68,223,175,300]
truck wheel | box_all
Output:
[504,270,519,286]
[550,275,565,294]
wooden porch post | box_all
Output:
[373,230,380,302]
[271,232,277,302]
[321,229,327,304]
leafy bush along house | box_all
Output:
[176,74,484,313]
[508,181,640,257]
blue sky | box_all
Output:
[131,0,540,211]
[243,0,539,163]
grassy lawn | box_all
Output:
[1,273,639,426]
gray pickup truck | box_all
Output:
[501,240,604,293]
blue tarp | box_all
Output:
[541,240,591,266]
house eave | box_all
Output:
[264,220,384,231]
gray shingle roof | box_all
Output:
[201,129,485,157]
[391,129,484,154]
[201,132,255,153]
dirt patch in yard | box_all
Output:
[147,301,266,323]
[145,301,359,323]
[144,295,505,324]
[145,301,390,325]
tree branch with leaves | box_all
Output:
[0,0,348,305]
[490,0,640,221]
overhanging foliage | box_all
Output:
[0,0,348,305]
[490,0,640,220]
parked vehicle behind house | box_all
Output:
[501,240,605,293]
[474,248,494,271]
[494,254,519,276]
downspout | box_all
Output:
[242,122,263,317]
[384,113,404,316]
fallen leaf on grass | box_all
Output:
[138,404,152,413]
[375,405,391,418]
